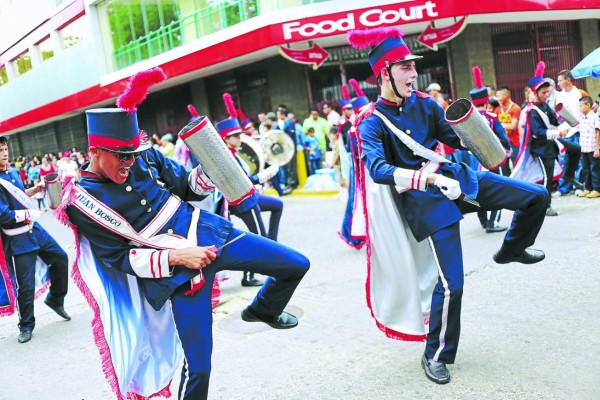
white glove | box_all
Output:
[14,209,42,223]
[433,175,462,201]
[188,166,216,196]
[257,164,279,184]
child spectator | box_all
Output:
[304,127,322,175]
[575,96,600,198]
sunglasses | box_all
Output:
[228,132,242,138]
[97,147,141,162]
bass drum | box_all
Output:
[237,134,265,175]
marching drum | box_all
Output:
[237,134,265,175]
[260,129,295,167]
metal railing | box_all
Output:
[114,0,260,70]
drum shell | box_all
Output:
[445,98,507,170]
[178,117,254,205]
[554,103,578,127]
[44,173,62,209]
[238,135,265,175]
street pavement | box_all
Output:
[0,192,599,400]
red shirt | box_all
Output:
[39,164,56,179]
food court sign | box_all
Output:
[282,1,439,41]
[278,0,585,42]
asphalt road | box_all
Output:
[1,192,598,400]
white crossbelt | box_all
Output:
[2,225,30,236]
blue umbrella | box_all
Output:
[572,47,600,79]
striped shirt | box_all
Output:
[578,111,600,153]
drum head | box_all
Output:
[237,135,265,175]
[261,130,295,166]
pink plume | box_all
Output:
[341,85,350,100]
[349,78,365,97]
[187,104,199,118]
[347,27,404,49]
[116,67,167,114]
[534,61,545,78]
[472,66,484,89]
[237,108,248,121]
[222,93,237,119]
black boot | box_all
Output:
[241,271,264,287]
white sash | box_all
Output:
[0,177,34,208]
[71,184,198,251]
[372,110,450,165]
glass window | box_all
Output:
[0,64,8,87]
[38,36,54,61]
[14,52,32,76]
[60,15,89,48]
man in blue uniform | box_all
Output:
[0,135,70,343]
[64,104,309,399]
[347,28,548,385]
[467,66,511,233]
[521,62,581,216]
[216,96,284,286]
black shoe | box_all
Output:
[44,298,71,320]
[280,187,293,197]
[241,272,264,287]
[486,225,508,233]
[241,307,298,329]
[493,248,545,264]
[421,354,450,384]
[546,207,559,217]
[18,330,32,343]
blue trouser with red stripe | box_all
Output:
[425,170,548,364]
[170,227,309,399]
[10,229,68,332]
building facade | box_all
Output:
[1,0,599,157]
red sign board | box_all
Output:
[278,43,329,70]
[417,16,468,50]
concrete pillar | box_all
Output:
[29,45,41,67]
[265,56,310,116]
[190,78,210,117]
[579,20,600,100]
[449,24,496,100]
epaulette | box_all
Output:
[485,111,498,122]
[415,91,431,99]
[355,102,376,126]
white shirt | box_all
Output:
[554,85,583,120]
[59,159,79,179]
[326,110,340,128]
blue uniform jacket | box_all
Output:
[527,102,559,159]
[0,168,48,256]
[359,95,478,242]
[66,148,233,311]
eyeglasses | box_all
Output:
[97,147,141,162]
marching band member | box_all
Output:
[217,93,284,286]
[336,81,365,249]
[347,27,548,385]
[59,68,309,399]
[0,135,70,344]
[467,66,511,232]
[512,61,582,216]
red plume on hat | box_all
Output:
[116,67,167,114]
[346,27,404,49]
[534,61,546,78]
[472,66,484,89]
[187,104,199,118]
[341,85,351,101]
[222,93,237,119]
[348,78,365,97]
